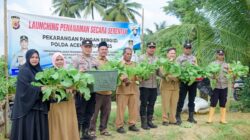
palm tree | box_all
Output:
[52,0,81,18]
[103,0,142,23]
[147,0,250,66]
[78,0,106,20]
[146,21,167,35]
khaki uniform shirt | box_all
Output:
[212,60,229,89]
[159,67,180,91]
[176,54,197,65]
[72,54,99,71]
[138,54,158,88]
[116,61,138,95]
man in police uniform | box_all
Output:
[72,39,98,140]
[138,42,158,130]
[176,42,198,124]
[11,35,29,69]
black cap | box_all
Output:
[147,42,156,47]
[11,16,20,19]
[82,39,93,46]
[216,50,224,55]
[98,41,108,48]
[183,42,192,48]
[20,35,28,41]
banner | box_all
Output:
[7,10,141,76]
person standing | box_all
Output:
[139,42,158,130]
[116,48,140,134]
[207,50,229,124]
[160,48,180,125]
[176,42,198,124]
[10,49,49,140]
[72,39,98,140]
[89,42,112,137]
[48,52,80,140]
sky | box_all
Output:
[0,0,180,55]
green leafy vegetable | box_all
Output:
[32,68,94,102]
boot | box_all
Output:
[140,116,150,130]
[207,107,215,124]
[187,112,197,123]
[175,112,182,125]
[220,108,227,124]
[147,115,157,128]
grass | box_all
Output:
[1,96,250,140]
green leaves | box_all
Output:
[226,61,249,80]
[157,58,181,77]
[0,57,17,101]
[32,68,94,102]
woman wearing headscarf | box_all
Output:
[10,49,49,140]
[48,52,80,140]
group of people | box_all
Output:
[10,39,230,140]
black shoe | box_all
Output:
[169,122,178,125]
[117,127,126,134]
[129,125,140,132]
[187,112,197,124]
[141,116,150,130]
[176,112,182,125]
[147,116,157,128]
[162,122,169,126]
[81,129,96,140]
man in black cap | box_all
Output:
[89,41,112,137]
[207,50,229,124]
[72,39,98,140]
[176,42,198,125]
[138,42,159,130]
[11,35,29,69]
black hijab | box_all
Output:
[24,49,42,74]
[11,49,49,119]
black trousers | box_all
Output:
[75,92,96,129]
[89,94,111,132]
[176,82,197,113]
[140,87,157,116]
[210,88,228,107]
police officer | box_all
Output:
[72,39,98,140]
[207,50,229,124]
[138,42,158,130]
[176,42,198,124]
[11,35,29,69]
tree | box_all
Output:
[103,0,142,23]
[78,0,106,20]
[52,0,81,18]
[145,21,167,35]
[147,0,250,66]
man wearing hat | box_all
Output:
[138,42,158,130]
[207,50,229,124]
[72,39,98,140]
[176,42,198,125]
[11,35,29,69]
[89,41,112,137]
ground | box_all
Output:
[1,97,250,140]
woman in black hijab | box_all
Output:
[10,49,49,140]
